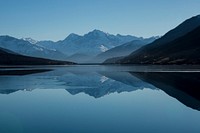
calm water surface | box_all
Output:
[0,65,200,133]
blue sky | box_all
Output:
[0,0,200,41]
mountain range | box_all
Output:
[36,29,151,63]
[0,30,153,64]
[37,29,141,55]
[0,36,67,60]
[106,15,200,65]
[0,15,200,65]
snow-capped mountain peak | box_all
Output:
[22,37,38,44]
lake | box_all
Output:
[0,65,200,133]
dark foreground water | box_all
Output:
[0,65,200,133]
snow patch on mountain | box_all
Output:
[22,38,38,44]
[100,45,108,52]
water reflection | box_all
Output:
[131,72,200,111]
[0,69,52,76]
[0,66,200,111]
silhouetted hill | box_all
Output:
[0,47,74,65]
[115,15,200,64]
[121,25,200,64]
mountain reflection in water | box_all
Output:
[0,65,200,111]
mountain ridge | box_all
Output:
[93,36,158,63]
[0,35,67,60]
[0,47,74,65]
[34,29,151,63]
[110,15,200,65]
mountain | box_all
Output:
[119,25,200,64]
[36,40,58,50]
[0,36,67,60]
[115,15,200,64]
[93,37,158,63]
[36,29,142,62]
[0,47,74,65]
[56,30,141,56]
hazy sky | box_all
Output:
[0,0,200,41]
